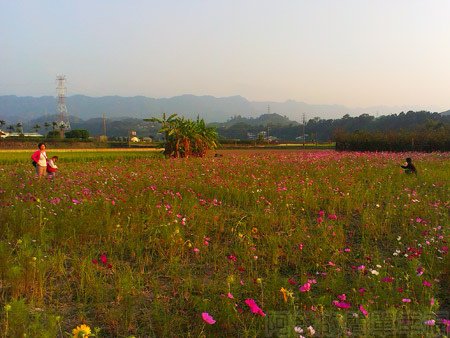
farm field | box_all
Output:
[0,150,449,337]
[0,149,164,165]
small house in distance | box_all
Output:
[0,131,44,138]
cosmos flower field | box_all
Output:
[0,150,449,337]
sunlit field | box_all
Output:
[0,150,449,337]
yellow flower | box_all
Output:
[252,227,258,234]
[280,287,288,303]
[72,324,91,338]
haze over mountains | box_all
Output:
[0,94,444,124]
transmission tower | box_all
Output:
[56,75,71,137]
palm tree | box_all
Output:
[43,122,51,137]
[0,120,5,130]
[144,113,178,157]
[34,123,41,134]
[7,125,14,133]
[144,114,219,158]
[52,121,58,131]
[59,122,66,138]
[16,122,23,135]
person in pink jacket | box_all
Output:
[31,143,48,179]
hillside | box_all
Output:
[211,113,299,128]
[0,94,439,125]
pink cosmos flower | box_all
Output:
[92,259,98,265]
[402,299,411,303]
[423,319,435,326]
[423,280,431,287]
[193,248,199,252]
[317,217,323,223]
[382,277,394,282]
[441,319,450,333]
[299,282,311,292]
[359,304,369,317]
[245,299,266,316]
[201,312,216,324]
[319,210,325,216]
[227,293,234,299]
[288,279,296,285]
[328,214,338,220]
[333,301,351,309]
[337,294,346,301]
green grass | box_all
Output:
[0,150,162,165]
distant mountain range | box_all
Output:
[0,94,446,124]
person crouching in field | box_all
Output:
[31,143,48,179]
[47,156,58,180]
[401,157,417,175]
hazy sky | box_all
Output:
[1,0,450,110]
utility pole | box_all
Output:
[302,113,306,148]
[103,114,106,139]
[56,75,70,138]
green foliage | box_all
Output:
[65,129,90,140]
[335,120,450,151]
[46,130,61,139]
[145,114,220,158]
[217,111,450,142]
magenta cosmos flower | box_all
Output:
[201,312,216,324]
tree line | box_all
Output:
[215,111,450,142]
[335,119,450,151]
[0,119,89,140]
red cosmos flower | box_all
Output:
[100,254,108,265]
